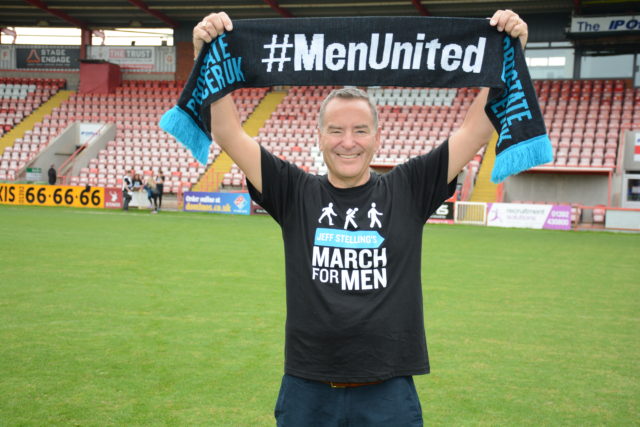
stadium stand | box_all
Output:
[538,79,640,169]
[1,78,637,198]
[67,83,268,193]
[0,79,268,193]
[0,77,64,136]
[65,80,205,192]
[0,77,65,180]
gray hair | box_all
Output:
[318,87,379,129]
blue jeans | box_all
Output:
[274,374,423,427]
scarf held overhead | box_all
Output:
[160,17,552,183]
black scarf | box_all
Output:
[160,17,552,183]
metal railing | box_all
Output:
[57,143,87,185]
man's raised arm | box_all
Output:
[447,9,529,184]
[193,12,263,193]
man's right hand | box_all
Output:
[192,12,233,59]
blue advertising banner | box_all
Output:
[183,192,251,215]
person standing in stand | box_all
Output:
[48,164,56,185]
[132,173,143,191]
[144,176,159,213]
[155,169,165,210]
[121,169,134,211]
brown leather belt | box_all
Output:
[325,380,384,388]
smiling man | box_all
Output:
[194,9,528,426]
[317,91,381,188]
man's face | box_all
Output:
[318,97,380,188]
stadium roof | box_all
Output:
[1,0,639,30]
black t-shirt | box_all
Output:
[248,141,455,383]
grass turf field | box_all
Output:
[0,205,638,426]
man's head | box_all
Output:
[317,88,381,189]
[318,87,379,130]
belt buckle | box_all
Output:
[329,382,347,388]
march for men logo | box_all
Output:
[312,202,387,292]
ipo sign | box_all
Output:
[487,203,572,230]
[183,192,251,215]
[570,15,639,33]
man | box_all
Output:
[194,10,528,426]
[122,169,134,211]
[47,164,56,185]
[155,169,165,210]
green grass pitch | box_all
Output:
[0,205,638,426]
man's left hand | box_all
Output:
[490,9,528,48]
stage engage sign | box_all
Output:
[16,47,80,69]
[0,184,103,208]
[183,192,251,215]
[486,203,571,230]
